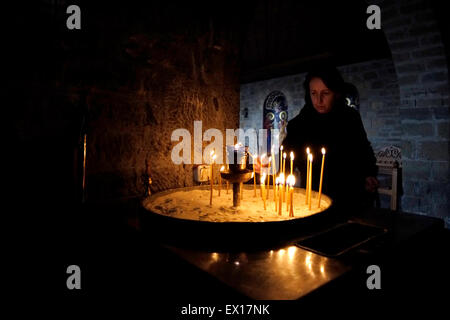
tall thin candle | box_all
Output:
[305,147,310,204]
[283,153,287,202]
[318,148,326,208]
[275,177,279,212]
[261,173,266,210]
[271,150,276,201]
[210,152,216,205]
[253,154,257,197]
[288,175,295,217]
[279,145,283,174]
[278,176,283,216]
[308,154,313,210]
[267,157,271,200]
[286,175,291,212]
[260,154,266,197]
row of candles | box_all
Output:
[208,146,326,214]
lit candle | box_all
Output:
[283,153,287,202]
[267,157,271,201]
[240,147,244,200]
[261,173,266,210]
[275,177,279,212]
[286,175,291,212]
[260,154,266,198]
[278,174,284,215]
[288,175,296,217]
[219,165,225,196]
[210,152,216,205]
[234,143,240,165]
[286,186,290,212]
[318,148,326,208]
[279,145,283,174]
[271,149,276,201]
[308,153,313,210]
[253,153,257,197]
[278,181,283,216]
[306,147,310,204]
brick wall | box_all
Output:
[240,58,400,152]
[382,0,449,226]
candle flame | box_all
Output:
[280,145,284,151]
[287,174,296,186]
[283,152,286,158]
[260,173,266,184]
[279,173,285,184]
[275,177,279,185]
[290,151,294,160]
[210,150,215,156]
[306,147,310,154]
[322,147,326,155]
[212,154,217,160]
[261,153,267,165]
[220,166,225,172]
[309,154,313,161]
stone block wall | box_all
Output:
[382,0,449,225]
[240,58,400,151]
[240,0,450,227]
[10,1,241,205]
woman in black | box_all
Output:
[282,66,379,212]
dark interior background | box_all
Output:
[240,0,391,82]
[4,0,449,302]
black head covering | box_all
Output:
[303,65,346,108]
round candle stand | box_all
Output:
[141,186,334,250]
[220,163,253,207]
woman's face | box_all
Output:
[309,77,336,114]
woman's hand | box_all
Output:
[365,176,379,193]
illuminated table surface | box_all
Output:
[167,244,350,300]
[160,208,444,300]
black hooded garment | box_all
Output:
[282,100,378,211]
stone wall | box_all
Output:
[240,58,400,150]
[240,0,450,228]
[381,0,449,226]
[10,1,241,205]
